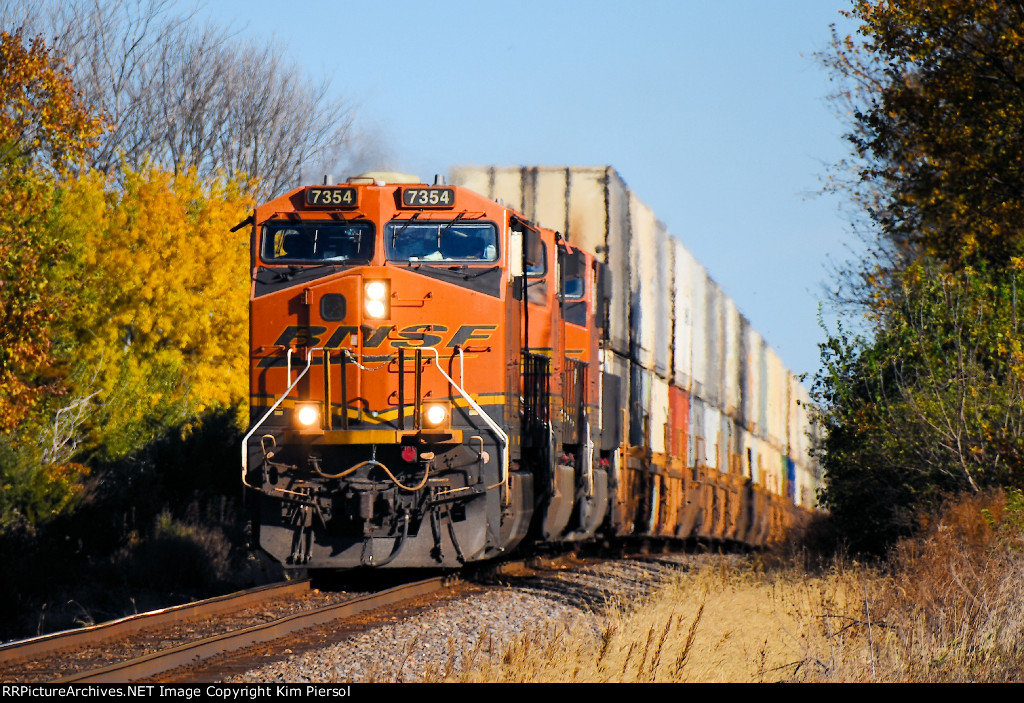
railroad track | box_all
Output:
[0,576,454,683]
[3,550,694,683]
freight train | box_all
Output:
[242,166,818,569]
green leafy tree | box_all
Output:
[815,1,1024,551]
[815,261,1024,552]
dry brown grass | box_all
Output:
[433,490,1024,682]
[802,489,1024,682]
[423,559,830,682]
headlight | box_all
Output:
[423,403,448,428]
[364,280,390,319]
[296,403,320,428]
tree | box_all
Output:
[0,27,102,172]
[823,1,1024,270]
[0,28,103,431]
[2,0,357,198]
[816,1,1024,551]
[57,164,253,459]
[0,3,357,532]
[815,262,1024,552]
[0,28,103,527]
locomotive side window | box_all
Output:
[386,222,498,262]
[560,245,587,326]
[525,229,546,276]
[261,222,374,264]
[524,228,548,304]
[561,247,585,300]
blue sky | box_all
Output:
[196,0,862,381]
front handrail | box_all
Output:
[242,345,508,504]
[241,347,323,489]
[418,346,510,506]
[584,420,594,496]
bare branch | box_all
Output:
[3,0,358,197]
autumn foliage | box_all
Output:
[0,28,102,173]
[816,1,1024,551]
[59,167,253,459]
[825,1,1024,269]
[0,29,253,529]
[0,17,346,637]
[0,29,103,433]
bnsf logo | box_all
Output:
[263,323,497,356]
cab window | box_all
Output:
[261,222,374,264]
[386,222,498,262]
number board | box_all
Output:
[305,187,358,207]
[400,187,455,208]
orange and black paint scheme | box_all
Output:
[242,175,612,567]
[242,174,812,569]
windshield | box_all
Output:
[386,222,497,263]
[261,221,374,264]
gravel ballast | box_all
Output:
[224,556,698,683]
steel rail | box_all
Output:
[52,576,447,683]
[0,580,311,667]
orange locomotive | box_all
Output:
[242,173,608,567]
[242,172,810,569]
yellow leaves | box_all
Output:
[0,29,104,173]
[0,155,67,431]
[60,164,255,418]
[0,29,258,452]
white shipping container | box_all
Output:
[723,298,741,418]
[450,166,633,356]
[449,165,819,503]
[492,169,525,212]
[671,238,694,390]
[651,375,670,454]
[765,347,787,448]
[448,166,491,199]
[689,395,706,469]
[628,194,671,377]
[566,167,610,254]
[689,260,708,401]
[740,323,761,435]
[605,171,632,357]
[703,278,724,408]
[528,167,572,236]
[786,375,803,459]
[760,442,783,496]
[719,413,736,473]
[629,194,657,371]
[653,220,671,378]
[703,403,722,470]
